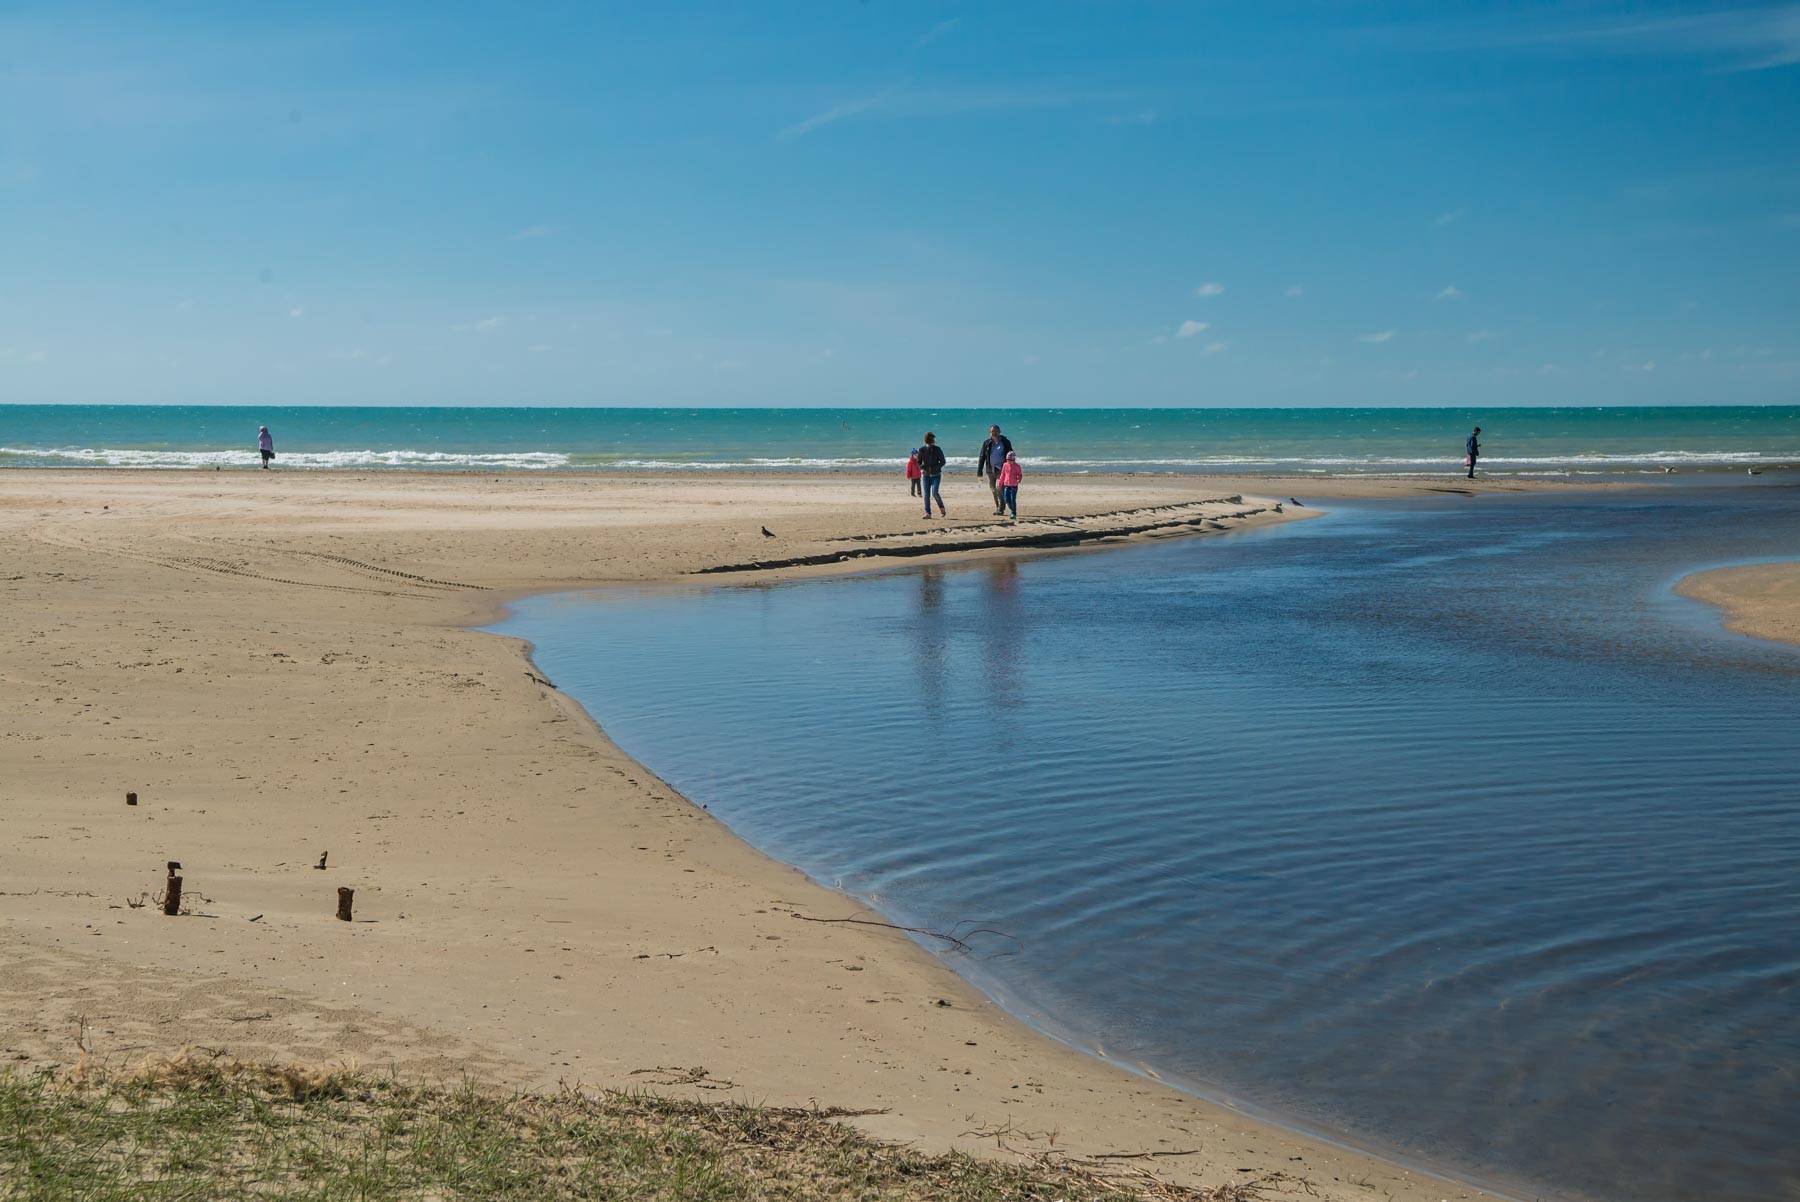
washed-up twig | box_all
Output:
[628,1065,735,1090]
[781,909,1019,957]
[227,1012,273,1024]
[1088,1149,1205,1161]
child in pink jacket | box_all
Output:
[997,451,1023,519]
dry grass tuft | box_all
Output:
[0,1060,1296,1201]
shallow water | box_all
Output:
[494,485,1800,1202]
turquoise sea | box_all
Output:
[1,404,1797,474]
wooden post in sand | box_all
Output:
[126,791,138,806]
[336,887,354,922]
[162,862,182,916]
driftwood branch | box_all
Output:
[780,909,1020,957]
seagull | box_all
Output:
[1288,497,1304,506]
[1747,468,1763,476]
[760,526,776,537]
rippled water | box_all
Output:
[494,486,1800,1202]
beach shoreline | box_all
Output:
[0,469,1607,1200]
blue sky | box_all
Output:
[1,2,1797,407]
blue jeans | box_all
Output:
[1000,484,1018,518]
[922,474,943,515]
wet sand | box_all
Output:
[1677,561,1800,648]
[0,469,1583,1200]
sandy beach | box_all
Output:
[1677,561,1800,648]
[0,469,1598,1200]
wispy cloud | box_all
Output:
[1467,329,1498,343]
[454,315,506,333]
[777,91,894,141]
[1435,284,1465,302]
[915,17,962,50]
[1358,330,1396,344]
[1285,284,1305,298]
[1434,208,1465,228]
[777,84,1102,140]
[528,344,552,353]
[1106,107,1158,126]
[328,348,367,361]
[507,225,555,241]
[1538,363,1564,375]
[1201,340,1229,357]
[1194,281,1225,297]
[1421,6,1800,72]
[1176,319,1210,339]
[287,307,305,318]
[1624,359,1658,372]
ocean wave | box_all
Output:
[0,446,572,470]
[0,446,1781,471]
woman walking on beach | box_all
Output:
[997,450,1023,520]
[916,433,947,518]
[257,426,275,469]
[905,449,922,498]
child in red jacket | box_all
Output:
[997,451,1023,519]
[905,451,922,497]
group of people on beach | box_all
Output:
[905,424,1024,520]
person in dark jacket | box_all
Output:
[1465,426,1481,479]
[976,425,1014,514]
[916,432,947,518]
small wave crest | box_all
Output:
[0,446,573,470]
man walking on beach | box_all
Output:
[917,432,947,518]
[977,424,1013,515]
[1465,426,1481,480]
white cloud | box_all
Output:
[1285,284,1305,298]
[1435,284,1465,302]
[528,344,552,353]
[1625,359,1657,372]
[507,225,555,241]
[1434,208,1465,227]
[1022,354,1039,366]
[329,348,367,361]
[288,307,304,318]
[1467,329,1497,343]
[455,315,506,333]
[1194,281,1225,297]
[1176,319,1210,339]
[1538,363,1563,375]
[1201,341,1229,357]
[1358,330,1396,343]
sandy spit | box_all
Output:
[0,469,1578,1201]
[1676,561,1800,648]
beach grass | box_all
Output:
[0,1055,1246,1201]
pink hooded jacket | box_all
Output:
[997,453,1023,487]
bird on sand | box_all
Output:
[761,526,776,537]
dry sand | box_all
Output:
[1,469,1572,1201]
[1677,562,1800,648]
